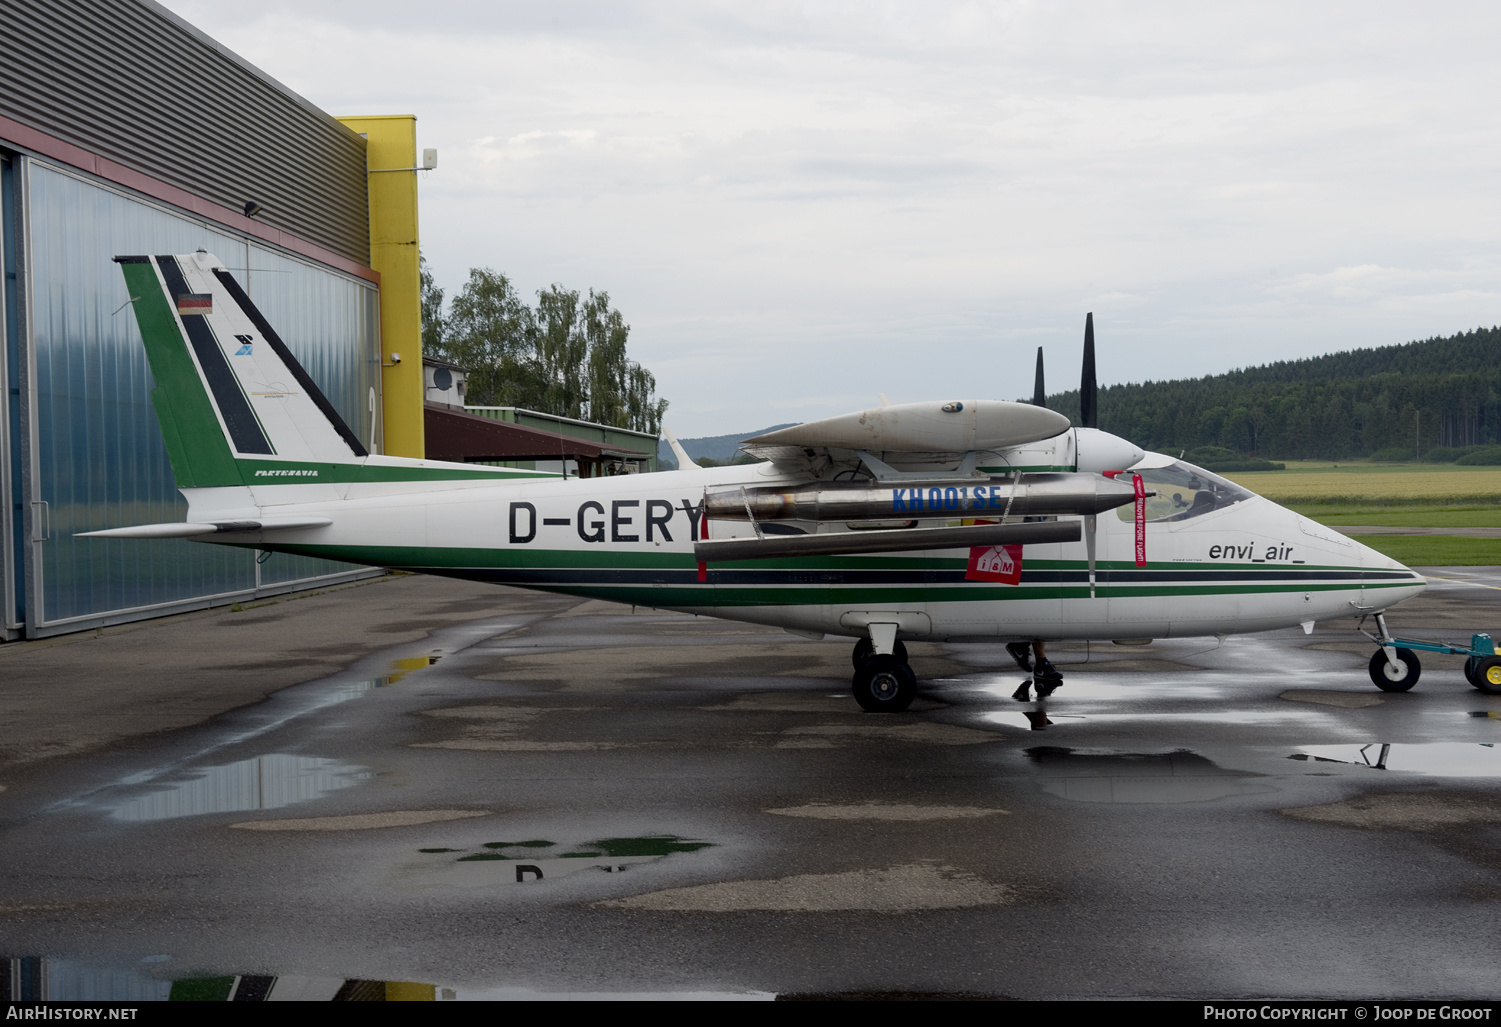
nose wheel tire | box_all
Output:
[852,655,917,713]
[1369,648,1420,692]
[1470,656,1501,695]
[851,637,908,669]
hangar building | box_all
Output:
[0,0,404,640]
[0,1,662,642]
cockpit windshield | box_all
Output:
[1114,457,1256,523]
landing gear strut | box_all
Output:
[850,628,916,713]
[851,637,908,668]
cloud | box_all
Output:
[160,0,1501,433]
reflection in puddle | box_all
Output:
[976,677,1222,702]
[987,712,1085,731]
[52,651,444,818]
[1026,746,1270,804]
[0,957,771,1001]
[0,957,172,1002]
[407,835,713,888]
[108,755,369,822]
[387,655,441,684]
[1290,743,1501,777]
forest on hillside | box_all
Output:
[1042,326,1501,462]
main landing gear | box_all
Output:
[1359,613,1501,693]
[850,631,916,713]
[851,637,908,668]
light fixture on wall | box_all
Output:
[243,200,264,218]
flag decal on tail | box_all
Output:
[156,256,274,456]
[175,293,212,315]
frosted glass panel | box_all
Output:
[26,163,381,622]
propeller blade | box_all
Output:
[1032,347,1046,407]
[1080,312,1098,429]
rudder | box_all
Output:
[115,251,368,488]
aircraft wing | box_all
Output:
[741,400,1070,477]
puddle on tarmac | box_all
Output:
[406,835,712,888]
[0,957,771,1001]
[1026,746,1271,803]
[1289,743,1501,777]
[988,712,1086,731]
[106,754,369,822]
[976,678,1222,702]
[983,709,1318,733]
[309,653,441,698]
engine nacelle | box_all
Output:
[1075,427,1145,474]
[982,427,1144,475]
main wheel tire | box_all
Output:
[1472,656,1501,695]
[851,656,917,713]
[1369,648,1420,692]
[851,637,908,669]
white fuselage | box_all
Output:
[206,456,1425,645]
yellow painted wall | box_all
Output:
[337,115,425,458]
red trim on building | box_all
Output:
[0,112,379,285]
[426,404,605,461]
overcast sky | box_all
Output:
[161,0,1501,437]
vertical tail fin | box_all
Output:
[115,251,367,488]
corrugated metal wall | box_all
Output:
[0,0,370,265]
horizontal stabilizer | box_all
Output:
[695,519,1079,562]
[77,516,333,539]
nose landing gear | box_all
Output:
[1368,647,1420,692]
[1359,614,1500,693]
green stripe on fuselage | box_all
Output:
[237,541,1413,608]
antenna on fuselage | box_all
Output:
[663,426,701,470]
[1032,347,1046,407]
[1080,312,1098,429]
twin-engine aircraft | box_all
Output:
[95,251,1427,711]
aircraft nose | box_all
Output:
[1349,533,1428,600]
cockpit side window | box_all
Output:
[1113,460,1255,523]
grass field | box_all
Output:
[1225,465,1501,505]
[1341,535,1501,567]
[1210,461,1501,564]
[1285,505,1501,527]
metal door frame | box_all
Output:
[0,151,24,639]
